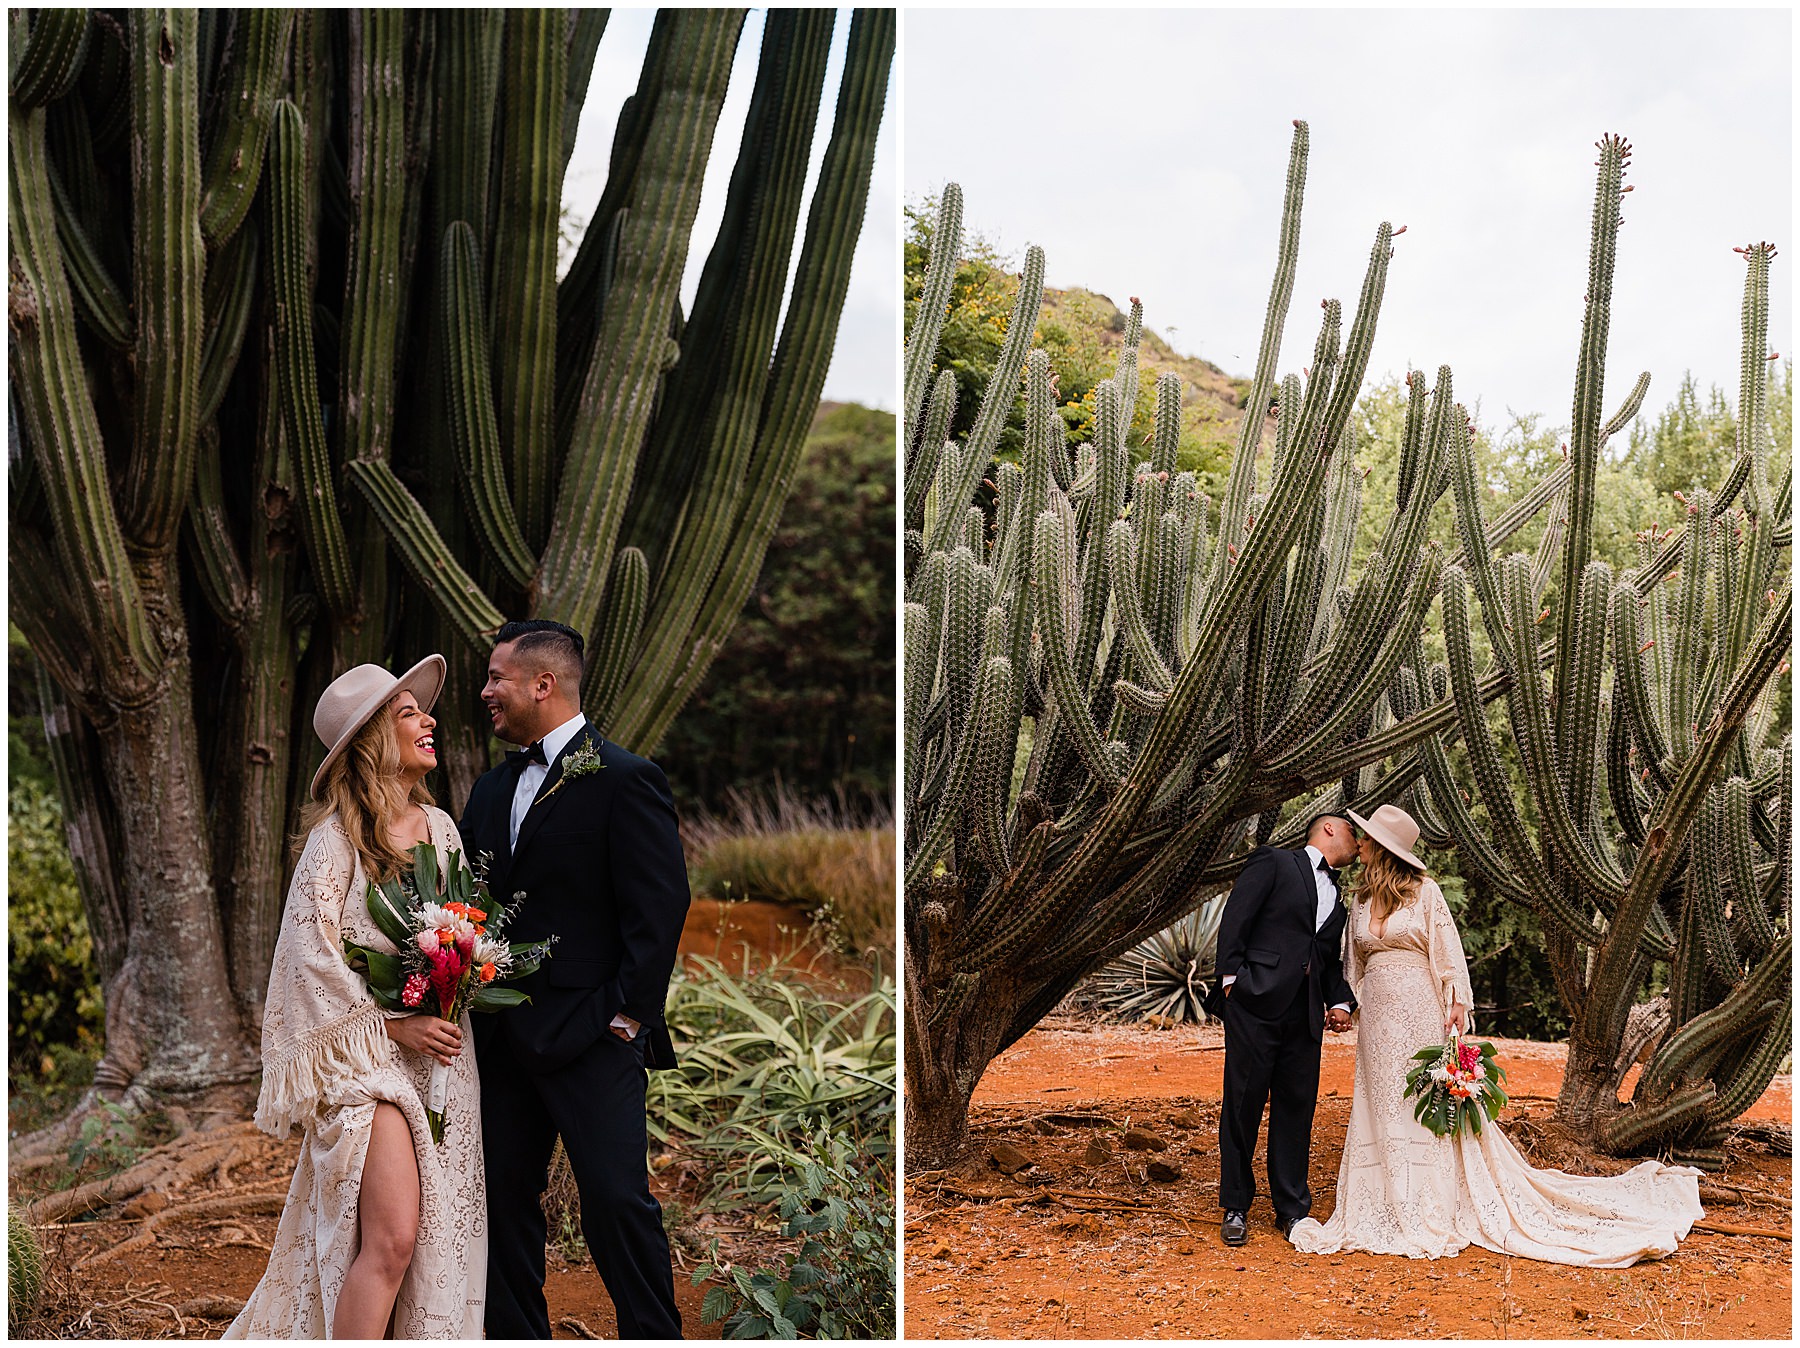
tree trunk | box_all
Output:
[92,653,260,1102]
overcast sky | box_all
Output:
[564,10,897,410]
[905,8,1791,437]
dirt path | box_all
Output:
[904,1020,1792,1340]
[13,898,817,1340]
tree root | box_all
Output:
[23,1121,264,1225]
[74,1192,285,1272]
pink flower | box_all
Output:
[415,930,439,955]
[401,972,428,1008]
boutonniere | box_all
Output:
[537,739,604,805]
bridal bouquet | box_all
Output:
[1402,1032,1509,1139]
[343,844,553,1142]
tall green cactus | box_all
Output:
[8,9,892,1119]
[1419,142,1789,1166]
[902,125,1540,1167]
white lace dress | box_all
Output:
[1289,877,1702,1266]
[225,807,486,1338]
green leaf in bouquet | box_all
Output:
[342,938,405,1006]
[409,842,442,899]
[447,849,475,907]
[365,877,417,946]
[471,984,531,1011]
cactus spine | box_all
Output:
[8,9,892,1109]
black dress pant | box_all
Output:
[1218,987,1321,1222]
[480,1028,682,1339]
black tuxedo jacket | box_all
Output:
[1205,845,1355,1040]
[460,724,690,1071]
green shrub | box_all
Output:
[688,789,895,962]
[8,781,101,1073]
[692,1131,895,1339]
[650,957,895,1208]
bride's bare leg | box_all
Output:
[332,1102,420,1339]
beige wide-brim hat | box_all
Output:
[1347,804,1427,872]
[310,655,447,800]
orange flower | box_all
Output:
[438,929,455,947]
[479,963,497,982]
[466,908,488,923]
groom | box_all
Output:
[461,620,690,1338]
[1203,813,1359,1246]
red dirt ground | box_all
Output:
[14,898,816,1340]
[904,1019,1792,1340]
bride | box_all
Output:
[1289,804,1703,1266]
[227,657,485,1338]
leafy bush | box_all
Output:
[8,781,102,1074]
[649,957,895,1209]
[692,1131,895,1339]
[1085,898,1225,1024]
[688,789,895,962]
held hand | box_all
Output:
[1445,1003,1468,1037]
[387,1014,462,1066]
[1325,1007,1352,1033]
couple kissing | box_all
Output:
[1207,808,1702,1266]
[227,620,689,1339]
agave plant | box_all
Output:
[1088,896,1227,1025]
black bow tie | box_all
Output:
[1318,857,1339,884]
[509,740,548,768]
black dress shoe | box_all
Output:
[1277,1215,1300,1240]
[1221,1209,1248,1246]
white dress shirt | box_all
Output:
[1223,845,1352,1013]
[509,712,589,849]
[508,712,639,1041]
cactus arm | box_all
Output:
[1720,777,1778,957]
[904,182,963,438]
[1691,793,1741,984]
[267,100,359,621]
[185,422,250,627]
[538,9,744,632]
[1036,511,1117,785]
[1108,519,1173,692]
[11,8,90,109]
[46,158,130,349]
[1417,724,1533,908]
[905,367,956,530]
[1584,585,1790,1035]
[1499,555,1628,905]
[345,459,503,648]
[922,246,1046,560]
[490,8,567,551]
[1210,120,1308,594]
[120,10,206,555]
[1610,579,1674,790]
[197,219,260,423]
[1268,546,1442,775]
[438,221,537,587]
[1563,559,1613,837]
[608,9,893,751]
[1554,134,1630,726]
[583,546,649,732]
[7,100,161,682]
[1704,998,1789,1127]
[903,602,930,820]
[339,9,407,468]
[199,9,292,248]
[905,656,1011,892]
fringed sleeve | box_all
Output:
[1423,879,1475,1029]
[253,819,396,1136]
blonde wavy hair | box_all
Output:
[297,697,434,883]
[1355,839,1426,923]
